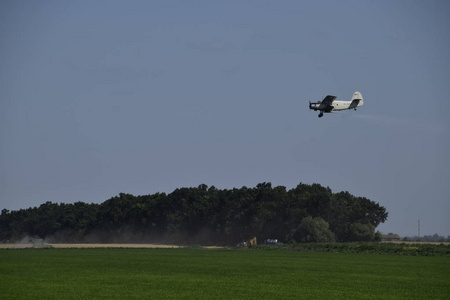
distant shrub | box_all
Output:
[255,242,450,256]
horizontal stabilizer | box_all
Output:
[349,99,360,109]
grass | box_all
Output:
[1,248,449,299]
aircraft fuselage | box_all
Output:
[309,100,358,112]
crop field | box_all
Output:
[1,247,449,299]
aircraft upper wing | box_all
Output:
[318,95,336,109]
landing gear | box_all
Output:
[318,112,323,118]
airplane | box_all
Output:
[309,91,363,118]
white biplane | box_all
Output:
[309,91,363,118]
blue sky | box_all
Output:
[1,0,449,237]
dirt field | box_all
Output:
[3,241,447,250]
[0,243,183,249]
[0,243,226,249]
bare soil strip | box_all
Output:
[0,243,226,249]
[53,244,184,248]
[0,244,183,249]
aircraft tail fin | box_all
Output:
[351,91,363,107]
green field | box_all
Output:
[1,248,449,299]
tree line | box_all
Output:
[0,183,388,245]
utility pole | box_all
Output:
[418,220,420,238]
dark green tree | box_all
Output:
[287,216,335,243]
[0,182,388,244]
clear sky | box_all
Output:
[1,0,449,237]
